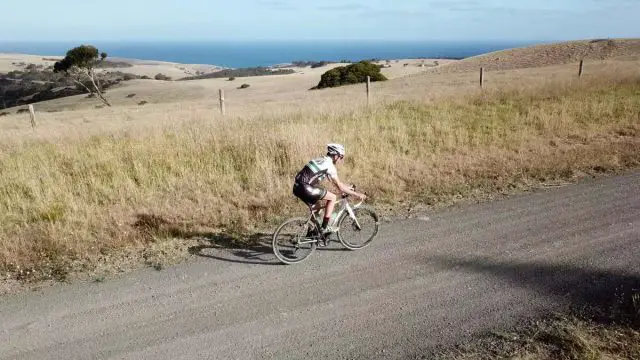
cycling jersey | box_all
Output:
[294,156,338,186]
[292,156,338,206]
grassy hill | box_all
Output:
[434,38,640,73]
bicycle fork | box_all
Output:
[345,204,363,231]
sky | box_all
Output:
[1,0,639,42]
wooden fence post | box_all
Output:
[480,67,484,88]
[578,60,584,78]
[28,104,36,128]
[366,76,371,106]
[219,89,226,115]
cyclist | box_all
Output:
[293,143,367,239]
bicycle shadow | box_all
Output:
[188,233,282,266]
[317,237,352,252]
[134,213,280,266]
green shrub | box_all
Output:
[154,73,172,81]
[314,61,387,89]
[238,84,250,89]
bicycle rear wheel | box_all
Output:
[272,217,317,264]
[337,206,379,250]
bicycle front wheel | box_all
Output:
[272,217,317,264]
[337,206,379,250]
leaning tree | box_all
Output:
[54,45,111,107]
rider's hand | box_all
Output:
[357,193,367,201]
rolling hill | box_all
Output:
[433,38,640,73]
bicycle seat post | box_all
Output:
[309,206,320,221]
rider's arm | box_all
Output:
[330,175,366,199]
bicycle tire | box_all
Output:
[272,217,317,264]
[337,206,379,250]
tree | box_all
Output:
[314,61,387,89]
[54,45,111,107]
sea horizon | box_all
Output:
[0,40,542,68]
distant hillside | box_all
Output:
[434,39,640,73]
[179,67,295,81]
[0,68,143,110]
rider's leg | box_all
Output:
[320,191,337,231]
[306,201,324,237]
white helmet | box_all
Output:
[327,143,345,157]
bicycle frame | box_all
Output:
[306,196,365,236]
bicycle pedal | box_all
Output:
[316,235,330,247]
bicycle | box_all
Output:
[272,186,380,264]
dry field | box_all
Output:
[0,53,222,79]
[1,58,446,114]
[432,38,640,73]
[2,58,637,139]
[0,40,639,283]
[439,315,640,360]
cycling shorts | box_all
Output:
[293,182,327,206]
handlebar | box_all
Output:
[340,184,367,207]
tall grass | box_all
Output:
[0,74,639,281]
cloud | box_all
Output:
[315,0,628,20]
[259,1,295,10]
[588,0,640,11]
[429,0,481,12]
[363,9,430,17]
[428,0,638,16]
[424,0,586,17]
[317,3,370,11]
[316,3,429,18]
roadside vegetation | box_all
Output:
[436,288,639,359]
[0,70,638,283]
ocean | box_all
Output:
[0,40,536,68]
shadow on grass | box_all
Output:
[427,255,640,326]
[134,213,280,266]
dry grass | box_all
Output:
[441,317,640,360]
[0,53,223,79]
[1,58,435,114]
[434,38,640,73]
[437,289,640,360]
[0,70,639,282]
